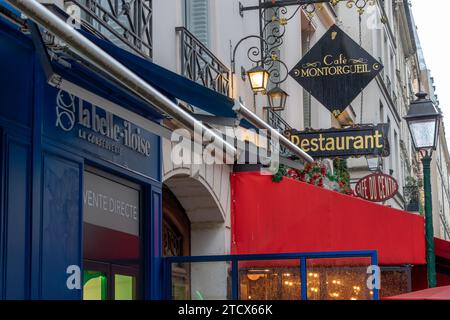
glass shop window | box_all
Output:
[82,167,142,300]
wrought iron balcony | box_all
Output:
[267,108,292,133]
[266,108,292,157]
[176,27,230,97]
[66,0,153,59]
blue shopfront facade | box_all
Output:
[0,14,163,299]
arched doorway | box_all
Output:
[162,171,230,299]
[162,185,191,299]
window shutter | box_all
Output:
[186,0,209,46]
[302,30,312,128]
[303,89,311,128]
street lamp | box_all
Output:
[267,86,289,111]
[247,65,270,93]
[366,156,382,172]
[404,92,443,288]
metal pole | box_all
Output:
[422,153,437,288]
[233,101,314,163]
[258,0,264,63]
[6,0,237,158]
[241,0,330,12]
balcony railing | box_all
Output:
[267,109,292,156]
[267,108,292,133]
[67,0,152,59]
[176,27,230,97]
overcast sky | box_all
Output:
[411,0,450,142]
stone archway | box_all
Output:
[163,165,231,256]
[163,165,232,300]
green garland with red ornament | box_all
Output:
[272,159,354,196]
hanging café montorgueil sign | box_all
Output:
[289,24,383,116]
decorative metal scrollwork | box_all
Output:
[66,0,153,59]
[233,0,378,91]
[176,27,231,96]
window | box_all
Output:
[82,167,142,300]
[379,102,384,124]
[302,29,312,128]
[185,0,209,46]
[394,130,398,178]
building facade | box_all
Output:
[1,0,449,300]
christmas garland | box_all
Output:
[272,161,354,195]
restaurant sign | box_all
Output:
[355,172,399,202]
[289,24,383,116]
[285,124,390,159]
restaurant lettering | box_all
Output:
[355,172,398,202]
[285,124,390,159]
[55,89,151,157]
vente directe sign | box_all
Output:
[285,124,390,159]
[289,24,383,116]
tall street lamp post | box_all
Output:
[404,92,443,288]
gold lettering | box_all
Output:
[343,65,351,74]
[325,138,335,151]
[301,139,310,151]
[301,69,310,77]
[323,55,333,66]
[346,136,355,148]
[319,135,326,150]
[336,137,345,150]
[353,136,364,149]
[365,135,374,149]
[310,138,319,152]
[291,135,300,146]
[374,130,384,148]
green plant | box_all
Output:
[333,158,350,191]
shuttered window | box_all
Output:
[185,0,209,46]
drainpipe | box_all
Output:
[6,0,237,159]
[233,101,314,163]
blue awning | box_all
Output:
[1,1,253,129]
[0,0,20,16]
[80,31,238,119]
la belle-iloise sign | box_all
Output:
[43,88,160,179]
[55,89,152,157]
[355,172,398,202]
[289,24,383,116]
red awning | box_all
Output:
[435,238,450,260]
[383,285,450,300]
[231,172,426,265]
